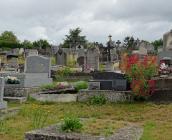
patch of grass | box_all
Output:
[40,83,57,91]
[73,81,88,91]
[31,109,48,129]
[61,116,83,132]
[141,121,156,140]
[89,95,107,105]
[1,102,172,140]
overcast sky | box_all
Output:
[0,0,171,44]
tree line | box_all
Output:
[0,31,51,49]
[0,29,163,51]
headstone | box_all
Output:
[24,55,52,87]
[28,49,38,56]
[163,30,172,51]
[90,72,128,91]
[0,77,7,109]
[25,55,51,76]
[86,47,100,71]
[88,81,100,90]
[104,62,114,71]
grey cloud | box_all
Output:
[0,0,171,44]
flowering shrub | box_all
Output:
[5,76,20,84]
[121,54,157,96]
[57,82,72,89]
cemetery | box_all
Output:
[0,28,172,140]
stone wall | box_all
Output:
[77,90,132,102]
[4,87,40,97]
[0,73,25,88]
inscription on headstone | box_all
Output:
[25,55,51,74]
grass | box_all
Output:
[0,102,172,140]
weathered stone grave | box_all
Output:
[0,77,7,109]
[24,55,52,87]
[86,47,100,71]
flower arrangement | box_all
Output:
[5,76,20,84]
[121,53,157,96]
[57,82,72,89]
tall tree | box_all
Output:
[63,27,87,48]
[21,40,33,49]
[152,39,163,51]
[123,36,139,52]
[33,39,51,49]
[0,31,20,48]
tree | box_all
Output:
[0,31,20,49]
[123,36,139,52]
[63,27,87,48]
[21,40,33,49]
[33,39,51,49]
[152,39,163,51]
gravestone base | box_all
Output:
[0,101,7,110]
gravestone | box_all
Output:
[28,49,38,56]
[25,55,51,75]
[90,72,128,91]
[24,55,52,87]
[0,77,7,109]
[88,81,100,90]
[163,30,172,51]
[86,47,100,71]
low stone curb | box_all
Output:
[25,124,143,140]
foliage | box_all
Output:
[57,82,72,89]
[89,95,107,105]
[2,101,172,140]
[73,81,88,91]
[99,64,105,72]
[33,39,51,49]
[21,40,33,49]
[123,36,138,52]
[55,67,72,81]
[122,53,157,96]
[63,27,87,48]
[41,83,57,91]
[0,120,8,133]
[0,31,21,49]
[31,109,48,129]
[61,116,83,132]
[51,57,56,66]
[151,39,163,51]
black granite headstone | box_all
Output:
[90,72,129,91]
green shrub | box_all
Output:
[89,95,107,105]
[55,67,72,81]
[61,116,83,132]
[73,81,88,91]
[40,83,57,91]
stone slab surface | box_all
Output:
[0,101,7,110]
[31,94,77,102]
[25,124,143,140]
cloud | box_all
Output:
[0,0,171,44]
